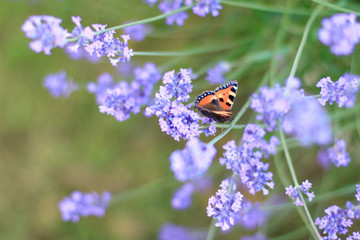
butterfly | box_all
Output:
[194,81,238,122]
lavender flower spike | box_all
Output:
[318,13,360,56]
[59,191,111,222]
[207,178,243,231]
[43,71,78,98]
[316,74,360,108]
[285,180,315,206]
[22,15,69,55]
[355,184,360,202]
[315,205,354,239]
[169,138,216,182]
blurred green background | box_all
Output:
[1,0,360,239]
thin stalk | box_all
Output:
[220,0,310,15]
[67,5,193,42]
[311,0,360,16]
[289,5,323,79]
[278,124,322,239]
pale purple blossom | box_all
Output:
[315,205,354,239]
[318,13,360,56]
[207,178,243,231]
[43,71,78,98]
[169,138,216,181]
[22,15,69,55]
[59,191,111,222]
[316,74,360,108]
[285,180,315,206]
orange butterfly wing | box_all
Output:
[194,81,238,122]
[214,80,238,110]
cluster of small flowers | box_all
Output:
[326,139,351,167]
[220,124,278,195]
[22,15,133,66]
[158,222,206,240]
[143,0,222,26]
[58,191,111,222]
[207,178,244,231]
[316,73,360,108]
[315,205,354,239]
[169,138,216,182]
[205,61,231,85]
[285,180,315,206]
[251,77,332,146]
[169,138,215,209]
[146,69,216,141]
[315,185,360,239]
[318,13,360,56]
[94,63,162,121]
[43,71,78,98]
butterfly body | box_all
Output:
[194,81,238,122]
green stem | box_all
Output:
[205,219,217,240]
[289,5,323,79]
[220,0,310,15]
[67,5,193,42]
[278,124,322,239]
[311,0,360,16]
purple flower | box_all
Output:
[345,201,360,219]
[318,13,360,56]
[169,138,216,181]
[190,0,222,17]
[84,24,133,66]
[219,124,278,195]
[251,77,332,146]
[144,0,158,7]
[158,0,189,26]
[205,61,231,85]
[158,223,206,240]
[22,15,69,55]
[146,69,213,140]
[87,73,116,104]
[326,139,351,167]
[65,46,100,62]
[158,102,203,141]
[132,62,162,105]
[99,82,140,122]
[347,232,360,240]
[356,184,360,202]
[59,191,111,222]
[162,69,193,102]
[171,183,194,210]
[250,83,290,131]
[316,74,360,108]
[67,16,94,53]
[207,178,243,231]
[315,205,354,239]
[124,23,152,42]
[43,71,78,98]
[285,180,315,206]
[282,96,332,146]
